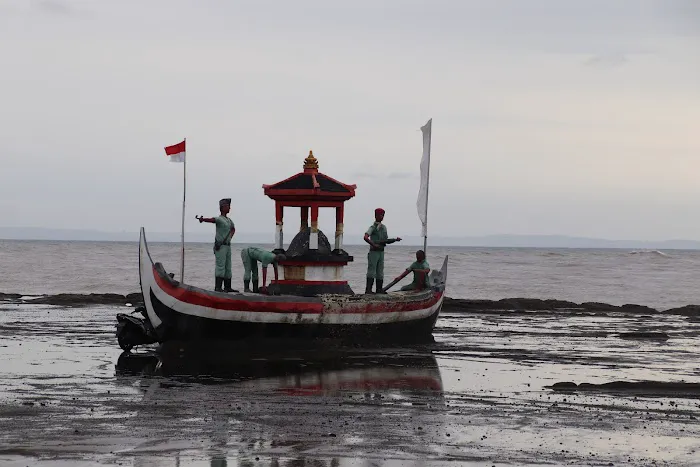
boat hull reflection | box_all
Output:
[116,341,443,396]
[115,343,445,467]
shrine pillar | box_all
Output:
[310,205,319,250]
[300,206,309,232]
[334,205,344,252]
[274,203,284,252]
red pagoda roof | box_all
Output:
[263,151,357,201]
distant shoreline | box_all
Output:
[1,237,700,251]
[2,227,700,249]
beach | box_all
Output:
[1,292,699,466]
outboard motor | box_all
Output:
[116,304,158,351]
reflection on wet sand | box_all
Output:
[116,343,445,467]
[3,303,700,465]
[116,341,443,394]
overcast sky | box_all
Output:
[1,0,699,241]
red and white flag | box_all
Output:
[164,140,186,163]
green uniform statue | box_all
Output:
[240,247,282,293]
[383,250,430,294]
[214,215,235,279]
[363,208,401,294]
[400,258,430,291]
[197,198,236,293]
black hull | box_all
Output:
[149,289,441,344]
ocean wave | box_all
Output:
[628,250,670,258]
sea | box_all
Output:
[2,239,700,310]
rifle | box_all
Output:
[381,269,410,293]
[382,269,429,293]
[371,238,398,251]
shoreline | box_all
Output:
[2,291,699,316]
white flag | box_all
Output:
[417,118,432,237]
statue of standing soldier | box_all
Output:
[363,208,402,294]
[196,198,236,293]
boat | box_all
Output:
[116,227,448,350]
[116,146,446,350]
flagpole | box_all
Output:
[418,119,432,257]
[180,138,186,282]
[423,128,431,256]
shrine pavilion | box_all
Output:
[263,151,357,296]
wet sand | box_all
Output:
[1,296,700,466]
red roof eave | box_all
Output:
[264,189,355,200]
[263,171,357,200]
[262,171,305,191]
[319,172,357,193]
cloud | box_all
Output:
[33,0,74,16]
[350,171,415,180]
[659,0,700,37]
[387,172,415,180]
[584,53,629,69]
[351,172,380,179]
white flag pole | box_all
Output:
[418,119,432,256]
[423,125,431,254]
[180,138,186,282]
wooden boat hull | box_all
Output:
[136,228,448,344]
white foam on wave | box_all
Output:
[628,250,670,258]
[541,252,565,257]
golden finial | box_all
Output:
[303,150,319,170]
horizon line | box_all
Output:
[1,226,700,244]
